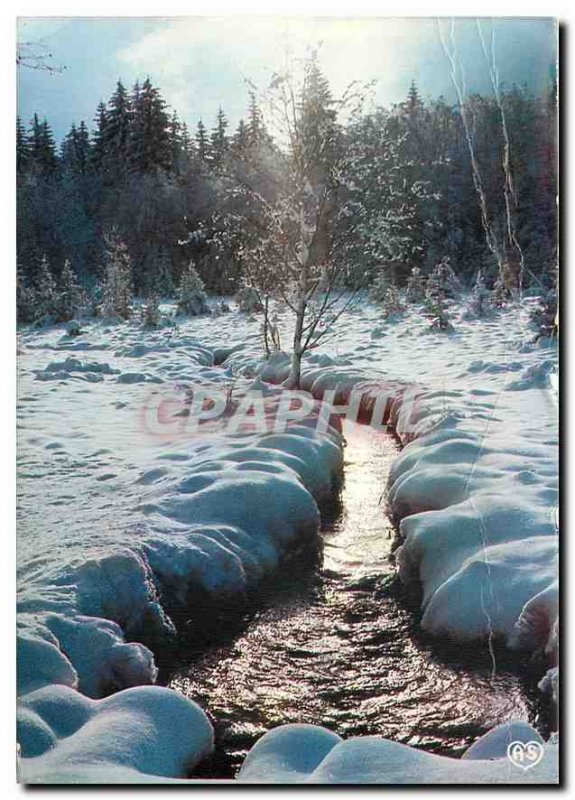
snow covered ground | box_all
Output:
[17,294,558,783]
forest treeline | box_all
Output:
[16,64,557,325]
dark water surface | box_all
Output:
[168,422,549,778]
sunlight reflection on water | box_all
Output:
[170,422,538,778]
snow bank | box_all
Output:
[248,345,558,664]
[237,721,557,784]
[19,685,213,783]
[388,411,558,652]
[18,300,558,782]
[18,332,344,779]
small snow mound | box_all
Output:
[116,371,163,384]
[19,684,213,783]
[507,360,556,391]
[236,722,557,784]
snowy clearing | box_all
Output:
[17,294,558,783]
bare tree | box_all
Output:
[16,41,66,73]
[213,55,369,387]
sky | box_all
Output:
[17,16,557,142]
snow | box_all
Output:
[237,721,557,784]
[17,294,558,782]
[18,685,213,783]
[245,299,558,659]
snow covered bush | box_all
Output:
[530,288,558,340]
[143,293,161,328]
[491,276,511,308]
[101,235,132,321]
[427,257,461,299]
[177,261,210,316]
[464,270,493,319]
[261,311,281,354]
[17,270,37,324]
[54,259,83,323]
[369,273,405,319]
[382,284,405,319]
[34,255,57,322]
[155,247,176,297]
[424,278,452,331]
[18,257,85,325]
[235,285,263,314]
[368,271,391,303]
[405,266,426,304]
[65,320,83,337]
[210,300,231,317]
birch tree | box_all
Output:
[218,55,369,387]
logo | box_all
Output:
[506,740,544,771]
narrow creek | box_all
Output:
[168,421,550,779]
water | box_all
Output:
[168,421,548,778]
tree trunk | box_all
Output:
[285,208,310,389]
[285,270,307,389]
[285,296,305,388]
[262,295,271,357]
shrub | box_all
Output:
[34,255,57,321]
[405,266,426,304]
[17,270,37,325]
[465,270,492,318]
[491,276,511,308]
[143,293,161,327]
[530,288,558,339]
[235,285,263,313]
[101,235,132,320]
[425,264,453,331]
[177,261,210,316]
[54,259,83,322]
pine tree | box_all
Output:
[17,117,31,173]
[406,80,422,113]
[17,266,36,324]
[210,107,228,167]
[143,292,161,327]
[195,120,209,162]
[405,266,427,303]
[155,247,176,296]
[40,120,58,172]
[425,265,453,331]
[103,80,132,176]
[232,118,249,156]
[60,123,91,174]
[90,102,109,172]
[34,255,57,319]
[76,121,91,173]
[28,115,58,173]
[177,261,209,315]
[180,122,194,163]
[369,272,404,318]
[128,78,171,173]
[54,259,83,322]
[247,92,265,146]
[428,258,461,298]
[297,53,340,187]
[28,114,43,159]
[101,233,132,320]
[168,110,182,173]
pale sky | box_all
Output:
[17,17,557,141]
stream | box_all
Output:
[168,421,551,779]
